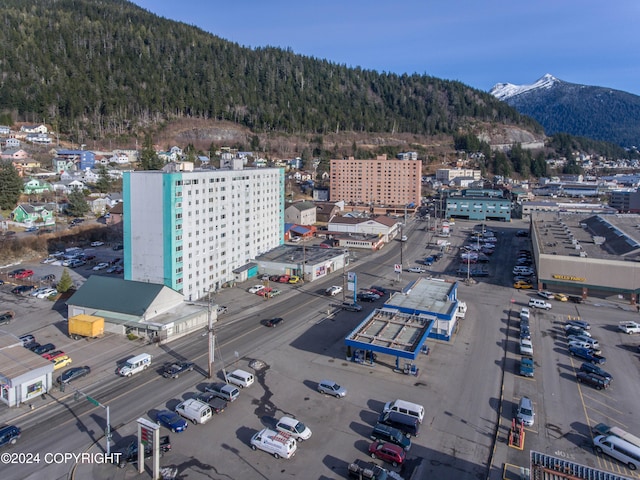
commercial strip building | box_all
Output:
[254,245,348,282]
[446,189,512,222]
[329,155,422,210]
[0,334,54,407]
[522,200,617,218]
[531,213,640,303]
[123,162,284,301]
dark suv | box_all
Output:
[370,423,411,451]
[579,362,612,380]
[576,371,610,390]
[0,425,21,447]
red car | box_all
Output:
[15,269,34,279]
[42,350,66,361]
[277,275,290,283]
[256,287,273,297]
[368,441,406,467]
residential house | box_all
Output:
[23,178,53,195]
[11,203,55,225]
[53,179,86,194]
[12,158,41,176]
[1,138,20,149]
[87,196,110,215]
[106,201,123,225]
[285,201,317,225]
[0,126,10,135]
[53,157,76,174]
[20,124,48,134]
[25,133,52,144]
[80,168,100,184]
[55,150,95,170]
[106,192,123,208]
[1,148,29,161]
[315,202,341,225]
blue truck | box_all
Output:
[569,346,606,364]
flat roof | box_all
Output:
[345,309,433,360]
[0,334,53,382]
[530,451,632,480]
[533,213,640,260]
[386,277,456,317]
[258,245,343,265]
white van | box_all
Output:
[594,435,640,470]
[226,369,254,388]
[117,353,152,377]
[175,399,213,425]
[250,428,297,459]
[383,399,425,424]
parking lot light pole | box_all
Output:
[207,290,215,379]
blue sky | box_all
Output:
[131,0,640,96]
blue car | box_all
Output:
[155,410,188,433]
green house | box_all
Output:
[11,203,55,224]
[23,178,53,195]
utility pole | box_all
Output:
[73,389,111,454]
[207,290,215,379]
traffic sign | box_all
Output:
[86,396,100,407]
[394,264,402,273]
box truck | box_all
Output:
[68,314,104,340]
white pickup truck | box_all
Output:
[618,321,640,334]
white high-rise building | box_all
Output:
[123,165,284,300]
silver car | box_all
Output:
[517,396,535,426]
[317,380,347,398]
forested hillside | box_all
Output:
[0,0,541,141]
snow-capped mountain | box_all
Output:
[490,75,640,147]
[490,74,559,101]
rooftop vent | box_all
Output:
[593,236,606,245]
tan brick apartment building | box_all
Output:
[329,155,422,208]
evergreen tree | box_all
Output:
[57,268,74,293]
[139,133,163,170]
[0,161,23,210]
[66,189,90,217]
[95,165,112,193]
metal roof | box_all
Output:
[530,451,632,480]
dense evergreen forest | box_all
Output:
[0,0,541,142]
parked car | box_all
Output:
[519,357,535,377]
[8,268,27,278]
[568,295,584,304]
[566,319,591,330]
[0,311,15,326]
[57,366,91,384]
[357,292,379,302]
[162,361,195,379]
[513,281,533,289]
[317,380,347,398]
[113,244,124,250]
[579,362,612,380]
[256,287,273,297]
[537,291,554,299]
[204,382,240,402]
[276,416,312,441]
[36,288,57,299]
[265,317,284,327]
[14,269,34,279]
[156,410,188,433]
[368,441,406,467]
[42,350,66,360]
[406,267,426,273]
[52,355,73,370]
[92,262,109,271]
[566,335,599,349]
[277,275,290,283]
[568,341,602,354]
[33,343,56,355]
[19,334,35,347]
[66,259,86,268]
[115,436,170,468]
[554,293,568,302]
[248,285,265,294]
[519,338,533,356]
[288,275,300,284]
[194,392,227,414]
[516,396,535,426]
[90,241,104,247]
[576,371,610,390]
[565,326,592,337]
[12,285,35,295]
[370,423,411,451]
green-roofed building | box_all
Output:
[66,276,209,344]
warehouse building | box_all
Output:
[531,213,640,303]
[446,189,511,221]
